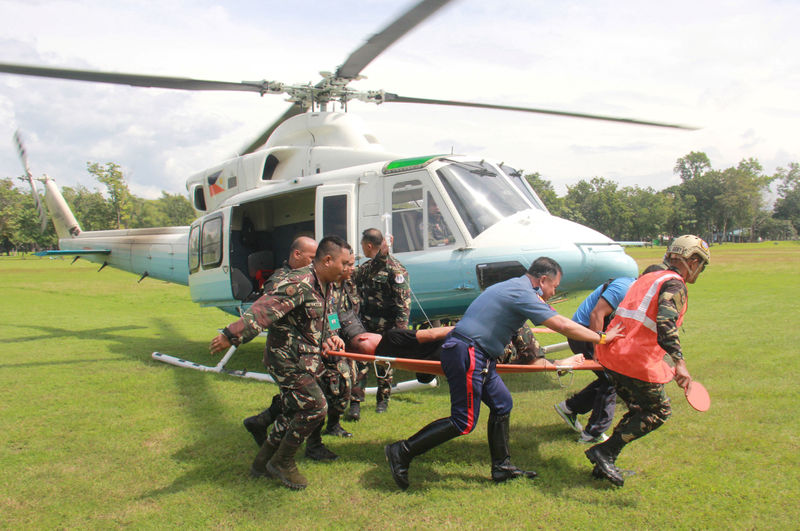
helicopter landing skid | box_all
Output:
[151,345,438,395]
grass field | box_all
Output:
[1,243,798,529]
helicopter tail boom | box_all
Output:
[42,176,81,239]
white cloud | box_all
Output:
[0,0,798,202]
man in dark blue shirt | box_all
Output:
[385,257,624,490]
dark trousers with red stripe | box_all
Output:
[441,335,513,434]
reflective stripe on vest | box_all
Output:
[596,270,686,383]
[614,272,682,333]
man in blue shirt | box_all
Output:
[385,257,624,490]
[554,277,635,443]
[554,265,662,444]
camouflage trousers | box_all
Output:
[319,356,354,415]
[350,361,393,404]
[265,349,327,448]
[605,369,672,444]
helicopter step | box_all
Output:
[151,346,438,395]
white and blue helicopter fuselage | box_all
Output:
[45,112,637,322]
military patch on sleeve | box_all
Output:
[394,274,405,284]
[285,285,297,297]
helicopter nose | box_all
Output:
[473,210,638,291]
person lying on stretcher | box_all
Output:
[338,311,585,383]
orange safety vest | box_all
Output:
[595,270,687,383]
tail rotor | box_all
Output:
[13,130,48,232]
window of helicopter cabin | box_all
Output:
[426,192,455,247]
[436,160,530,238]
[201,215,223,269]
[391,180,424,253]
[262,154,279,180]
[500,163,548,212]
[188,225,200,272]
[193,185,207,211]
[322,195,348,240]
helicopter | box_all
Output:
[2,0,692,380]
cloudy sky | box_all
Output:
[1,0,798,199]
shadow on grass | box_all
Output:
[5,324,147,343]
[353,420,638,505]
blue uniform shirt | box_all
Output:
[571,277,635,327]
[454,275,557,358]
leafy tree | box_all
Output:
[14,189,57,250]
[714,159,772,242]
[0,178,57,253]
[61,185,115,231]
[87,162,132,229]
[773,162,800,233]
[674,151,711,182]
[524,173,577,220]
[565,178,632,240]
[0,179,22,253]
[622,186,671,241]
[155,191,197,226]
[661,186,696,238]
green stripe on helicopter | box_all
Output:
[383,154,445,173]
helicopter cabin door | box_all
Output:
[315,183,356,246]
[187,207,238,311]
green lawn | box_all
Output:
[1,243,798,529]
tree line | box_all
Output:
[2,152,799,253]
[1,162,195,253]
[526,152,799,244]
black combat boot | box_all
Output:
[345,401,361,421]
[585,444,624,486]
[323,410,352,438]
[385,418,461,490]
[266,438,308,490]
[305,423,339,461]
[487,412,537,483]
[250,439,278,478]
[586,432,626,486]
[243,394,282,447]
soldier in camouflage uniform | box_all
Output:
[498,324,585,367]
[209,235,350,490]
[321,247,359,438]
[242,236,317,447]
[348,228,410,416]
[498,324,542,365]
[588,235,710,487]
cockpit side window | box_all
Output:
[437,161,530,238]
[500,163,548,212]
[426,192,454,247]
[391,180,424,253]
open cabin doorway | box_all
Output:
[228,188,315,301]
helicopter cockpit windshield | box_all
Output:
[499,163,549,212]
[436,160,533,238]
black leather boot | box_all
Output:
[324,410,352,437]
[585,444,624,486]
[243,394,282,447]
[487,412,537,482]
[385,418,461,490]
[305,423,338,461]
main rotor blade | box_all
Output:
[238,103,310,156]
[335,0,454,80]
[0,62,269,93]
[383,93,699,130]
